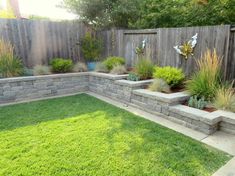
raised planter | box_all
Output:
[1,72,234,136]
[131,89,189,115]
[130,89,235,135]
[0,73,89,104]
[114,80,154,102]
[89,72,128,101]
[89,72,153,103]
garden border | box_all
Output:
[0,72,234,135]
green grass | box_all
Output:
[0,94,231,176]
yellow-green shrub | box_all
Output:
[103,56,125,71]
[153,66,185,87]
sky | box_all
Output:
[18,0,77,20]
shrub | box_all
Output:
[110,65,127,75]
[73,62,87,72]
[95,62,108,73]
[135,58,154,80]
[188,95,207,110]
[50,58,73,73]
[33,65,51,76]
[0,39,23,78]
[103,56,125,71]
[81,33,103,61]
[23,68,34,76]
[186,49,222,100]
[127,72,140,81]
[148,79,170,93]
[153,66,185,87]
[213,85,235,112]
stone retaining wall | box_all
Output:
[0,72,234,135]
[89,72,153,103]
[0,73,89,104]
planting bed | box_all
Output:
[0,72,235,135]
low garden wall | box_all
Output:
[89,72,153,103]
[0,72,234,135]
[0,73,89,104]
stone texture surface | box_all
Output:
[0,73,89,104]
[89,74,152,103]
[1,72,235,136]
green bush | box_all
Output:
[50,58,73,73]
[153,66,185,87]
[135,58,154,80]
[103,56,125,71]
[33,65,51,75]
[81,33,103,61]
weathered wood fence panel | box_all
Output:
[228,27,235,80]
[101,25,234,79]
[0,19,90,67]
[0,19,234,79]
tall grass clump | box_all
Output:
[213,84,235,112]
[0,39,23,78]
[186,49,222,101]
[135,58,154,80]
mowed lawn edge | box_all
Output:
[0,94,232,176]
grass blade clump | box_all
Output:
[186,49,222,101]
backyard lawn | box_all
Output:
[0,94,231,176]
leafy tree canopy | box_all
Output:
[62,0,235,29]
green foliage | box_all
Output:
[95,62,108,73]
[213,85,235,112]
[50,58,73,73]
[103,56,125,71]
[81,33,103,61]
[62,0,234,28]
[0,0,15,19]
[0,39,23,78]
[33,65,51,76]
[132,0,235,29]
[62,0,141,28]
[188,95,207,110]
[0,94,231,175]
[127,72,140,81]
[186,49,221,101]
[135,58,154,80]
[73,62,87,72]
[153,66,185,88]
[110,65,127,75]
[186,71,219,101]
[0,56,23,78]
[148,79,170,93]
[23,68,34,76]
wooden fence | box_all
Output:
[100,25,235,79]
[0,19,234,79]
[0,19,91,67]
